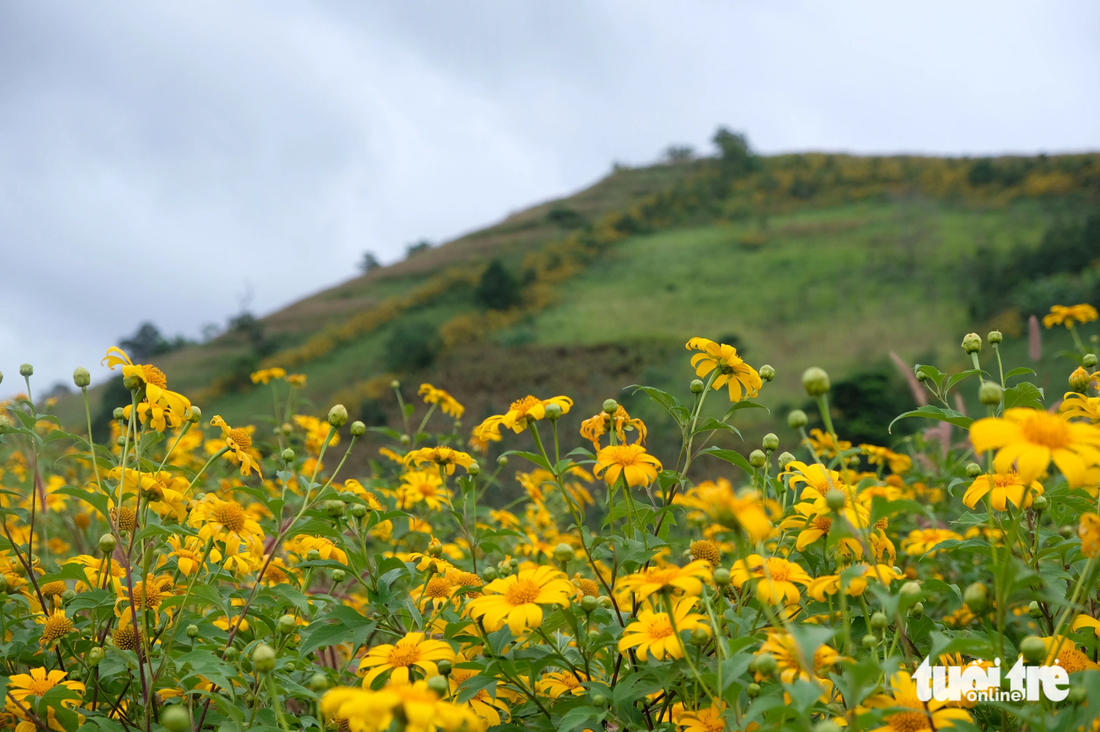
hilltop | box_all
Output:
[57,142,1100,482]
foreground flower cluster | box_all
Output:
[0,306,1098,732]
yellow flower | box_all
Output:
[618,596,707,660]
[210,416,263,478]
[322,681,484,732]
[970,408,1100,486]
[862,671,972,731]
[188,494,265,555]
[678,480,777,542]
[166,535,210,576]
[378,447,404,463]
[579,406,647,450]
[1042,303,1098,328]
[404,447,476,475]
[901,528,963,557]
[807,564,902,603]
[730,555,812,605]
[1071,614,1100,636]
[685,337,762,402]
[286,373,307,388]
[293,414,341,454]
[5,667,85,731]
[962,471,1044,510]
[419,384,465,418]
[755,629,842,686]
[615,560,712,603]
[806,428,852,459]
[779,506,860,556]
[286,535,348,565]
[1061,392,1100,423]
[36,609,75,647]
[672,702,736,732]
[466,566,573,634]
[397,471,451,511]
[537,670,588,698]
[473,395,573,439]
[593,444,662,487]
[358,632,455,686]
[1079,512,1100,557]
[449,657,514,725]
[860,444,912,474]
[250,367,286,384]
[103,347,193,432]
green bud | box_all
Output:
[1069,367,1091,393]
[160,706,191,732]
[467,461,480,476]
[19,363,33,377]
[597,595,613,609]
[73,367,91,388]
[963,582,989,614]
[965,462,982,478]
[581,595,599,613]
[496,455,508,467]
[899,581,922,605]
[1067,685,1087,705]
[328,404,348,427]
[223,646,239,660]
[309,672,330,692]
[331,569,346,583]
[755,652,777,676]
[862,634,878,650]
[188,405,202,423]
[187,624,199,638]
[801,367,830,396]
[602,399,619,414]
[870,612,888,631]
[545,403,563,420]
[390,380,401,390]
[759,364,775,382]
[690,379,705,394]
[1028,601,1043,618]
[587,628,600,642]
[281,448,295,463]
[825,489,847,512]
[689,628,710,646]
[99,534,117,554]
[113,407,126,420]
[746,682,761,698]
[553,543,573,563]
[590,693,608,707]
[252,643,276,673]
[749,449,767,468]
[911,602,924,617]
[426,675,448,696]
[350,420,366,437]
[1031,495,1048,511]
[481,567,498,581]
[400,434,411,446]
[714,568,731,586]
[762,433,779,452]
[437,659,452,675]
[777,451,795,469]
[306,549,321,562]
[813,722,842,732]
[1020,635,1046,663]
[277,614,297,635]
[325,500,346,518]
[86,646,105,666]
[987,330,1003,344]
[787,409,808,429]
[62,589,76,604]
[961,332,982,354]
[350,503,368,518]
[978,381,1003,406]
[1084,353,1098,368]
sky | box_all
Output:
[1,1,1098,394]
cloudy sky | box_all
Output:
[1,1,1098,393]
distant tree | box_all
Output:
[663,145,695,163]
[120,323,171,360]
[384,321,440,372]
[359,251,381,273]
[545,207,585,229]
[405,240,433,258]
[229,311,276,358]
[712,127,757,178]
[968,158,995,186]
[474,260,522,311]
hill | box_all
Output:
[55,143,1100,484]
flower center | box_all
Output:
[992,473,1019,488]
[510,396,540,415]
[212,501,247,532]
[1020,413,1070,449]
[417,483,437,497]
[455,572,483,588]
[228,428,252,451]
[42,614,74,643]
[505,578,542,605]
[425,577,452,598]
[886,710,932,732]
[387,644,422,668]
[142,365,168,388]
[765,558,791,582]
[1057,646,1091,673]
[25,677,57,696]
[644,615,674,639]
[811,516,833,532]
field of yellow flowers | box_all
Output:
[1,305,1099,732]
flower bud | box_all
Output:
[870,612,888,631]
[325,500,346,518]
[759,364,775,382]
[899,581,922,605]
[481,567,498,581]
[1031,495,1048,511]
[597,595,613,609]
[252,643,276,673]
[188,405,202,423]
[350,420,366,437]
[1020,635,1045,663]
[328,404,348,428]
[224,646,239,660]
[73,367,91,388]
[1067,686,1087,705]
[87,647,105,666]
[787,409,808,429]
[99,533,117,554]
[602,399,619,414]
[746,682,761,698]
[545,403,563,420]
[961,333,982,354]
[581,595,599,613]
[802,367,830,396]
[306,549,321,562]
[113,407,126,421]
[62,589,76,604]
[762,433,779,452]
[1028,601,1043,618]
[0,575,8,593]
[161,706,191,732]
[987,330,1003,344]
[1069,367,1091,393]
[400,434,411,446]
[277,614,297,635]
[309,672,330,692]
[689,628,710,646]
[123,373,141,390]
[690,379,705,394]
[777,451,795,469]
[496,455,508,468]
[349,503,367,518]
[331,569,345,583]
[19,363,33,377]
[467,461,480,476]
[435,659,452,676]
[911,602,924,617]
[749,450,767,468]
[1084,353,1098,368]
[755,652,777,676]
[187,624,199,638]
[814,723,842,732]
[965,463,982,478]
[862,634,877,650]
[825,489,847,512]
[978,381,1003,406]
[590,693,608,707]
[279,448,294,464]
[426,675,448,696]
[553,543,573,563]
[714,568,731,586]
[963,582,988,614]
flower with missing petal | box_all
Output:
[211,416,263,478]
[685,337,762,402]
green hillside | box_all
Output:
[57,144,1100,481]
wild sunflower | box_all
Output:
[537,670,588,698]
[970,408,1100,486]
[685,337,762,402]
[450,658,514,725]
[419,383,465,418]
[671,702,734,732]
[860,444,912,474]
[862,671,973,731]
[579,405,647,450]
[473,395,573,439]
[166,535,209,576]
[357,632,456,686]
[466,566,573,634]
[403,447,476,475]
[286,535,348,564]
[615,560,712,603]
[1042,303,1098,329]
[806,564,902,603]
[293,414,340,455]
[806,428,852,459]
[36,609,74,647]
[1061,392,1100,423]
[900,528,963,557]
[322,681,483,732]
[730,555,812,605]
[6,667,85,731]
[962,471,1044,510]
[210,416,263,478]
[779,505,862,557]
[250,367,286,384]
[755,629,843,686]
[103,347,193,432]
[397,470,451,511]
[410,575,456,611]
[678,480,777,542]
[618,596,708,661]
[138,470,190,522]
[189,494,265,555]
[593,444,662,488]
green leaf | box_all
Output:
[888,405,972,434]
[557,706,603,732]
[698,446,753,474]
[721,401,768,420]
[455,674,496,703]
[1004,382,1044,410]
[942,368,981,397]
[55,486,110,519]
[1003,367,1036,380]
[914,364,945,391]
[626,385,690,425]
[690,418,742,439]
[499,450,552,471]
